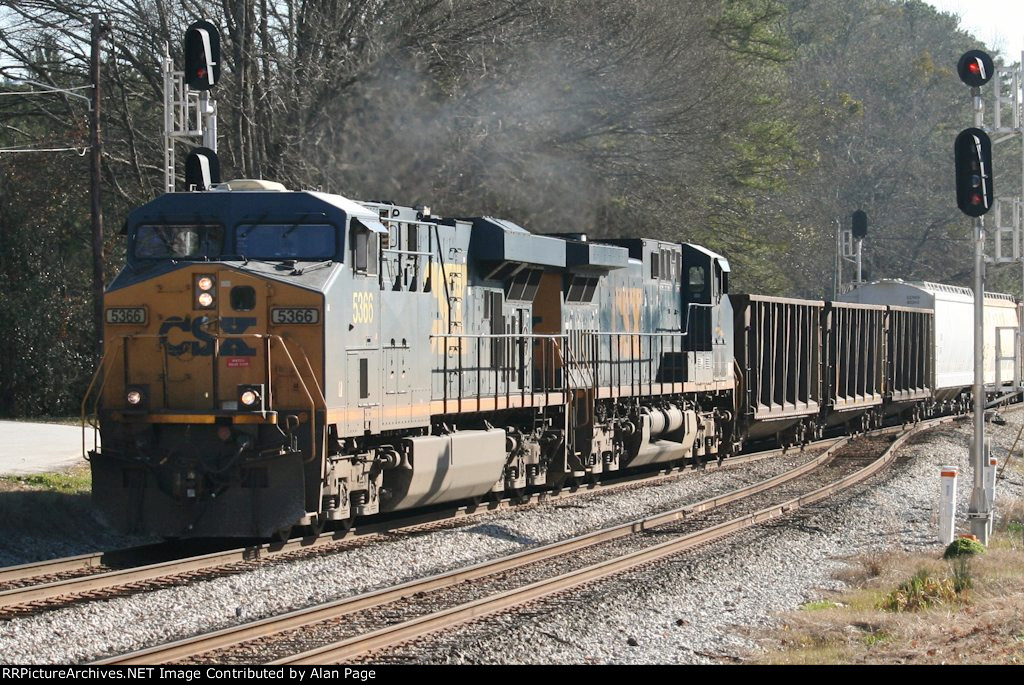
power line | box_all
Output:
[0,145,88,155]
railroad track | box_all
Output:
[95,419,944,665]
[0,441,816,616]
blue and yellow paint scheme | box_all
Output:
[86,183,736,538]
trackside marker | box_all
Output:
[939,465,958,545]
[984,455,998,515]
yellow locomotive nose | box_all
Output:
[90,249,327,536]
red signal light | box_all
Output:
[971,194,982,205]
[183,20,221,91]
[958,50,993,88]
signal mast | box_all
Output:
[163,20,223,192]
[954,49,996,544]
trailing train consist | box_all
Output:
[85,180,1021,538]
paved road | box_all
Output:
[0,421,89,476]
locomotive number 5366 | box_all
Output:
[352,291,374,324]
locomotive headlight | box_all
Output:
[125,384,148,409]
[194,274,216,310]
[237,384,264,411]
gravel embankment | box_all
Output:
[1,415,1020,665]
[371,417,1024,664]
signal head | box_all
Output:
[852,210,868,240]
[957,50,994,88]
[183,19,221,91]
[184,147,221,191]
[954,127,994,217]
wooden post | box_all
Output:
[90,14,106,356]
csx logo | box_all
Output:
[159,316,257,357]
[614,288,643,357]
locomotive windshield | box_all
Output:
[134,224,223,259]
[234,223,336,260]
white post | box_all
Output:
[939,465,958,545]
[984,449,998,514]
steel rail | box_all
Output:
[275,418,946,665]
[0,547,152,584]
[0,440,809,593]
[98,436,851,664]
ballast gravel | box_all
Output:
[376,417,1024,664]
[0,416,1020,664]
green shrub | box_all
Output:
[943,537,986,559]
[880,569,956,612]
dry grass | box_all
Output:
[756,502,1024,664]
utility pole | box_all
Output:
[90,14,108,356]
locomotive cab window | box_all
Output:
[234,223,336,260]
[688,265,708,302]
[134,224,222,259]
[350,219,379,276]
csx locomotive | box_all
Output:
[84,179,1020,538]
